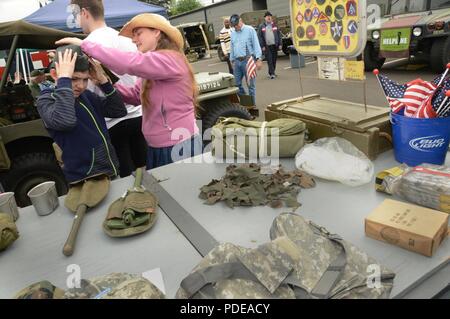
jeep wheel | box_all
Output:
[201,99,253,134]
[217,46,226,62]
[430,37,450,73]
[0,153,68,207]
[364,42,385,71]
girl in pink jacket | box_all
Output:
[57,13,201,169]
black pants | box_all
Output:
[108,116,148,178]
[265,45,278,76]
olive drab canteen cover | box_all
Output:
[176,213,395,299]
[211,117,306,159]
[103,186,158,238]
[0,213,19,252]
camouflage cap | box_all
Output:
[63,273,165,299]
[14,281,65,299]
[0,213,19,252]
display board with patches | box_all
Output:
[291,0,366,57]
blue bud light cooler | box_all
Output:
[391,111,450,166]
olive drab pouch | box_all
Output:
[176,213,395,299]
[0,213,19,252]
[211,117,306,159]
[103,187,158,237]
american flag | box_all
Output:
[246,57,257,83]
[378,75,407,113]
[432,77,450,117]
[378,74,442,118]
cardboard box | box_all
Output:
[365,199,449,257]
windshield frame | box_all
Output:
[430,0,450,10]
[387,0,430,15]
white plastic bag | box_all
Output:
[295,137,374,186]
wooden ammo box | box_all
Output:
[265,94,392,160]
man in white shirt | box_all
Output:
[72,0,147,177]
[219,17,233,74]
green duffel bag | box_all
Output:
[211,117,306,159]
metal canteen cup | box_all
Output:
[27,181,59,216]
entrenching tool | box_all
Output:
[63,175,110,256]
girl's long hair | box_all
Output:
[140,30,198,113]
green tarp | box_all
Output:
[0,20,85,50]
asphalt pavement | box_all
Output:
[191,53,439,120]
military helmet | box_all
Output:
[55,44,89,72]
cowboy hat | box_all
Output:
[119,13,184,50]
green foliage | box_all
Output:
[170,0,203,16]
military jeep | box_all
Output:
[0,20,253,207]
[0,20,86,207]
[196,71,255,136]
[177,22,216,61]
[366,0,450,72]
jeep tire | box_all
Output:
[0,152,68,207]
[430,37,450,73]
[201,99,253,135]
[364,42,385,71]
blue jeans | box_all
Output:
[234,59,256,105]
[146,134,203,169]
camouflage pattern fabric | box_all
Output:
[0,213,19,252]
[14,273,165,299]
[63,273,165,299]
[176,213,395,299]
[14,281,65,299]
[199,164,315,209]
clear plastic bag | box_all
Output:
[295,137,374,186]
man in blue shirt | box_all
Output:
[229,14,262,106]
